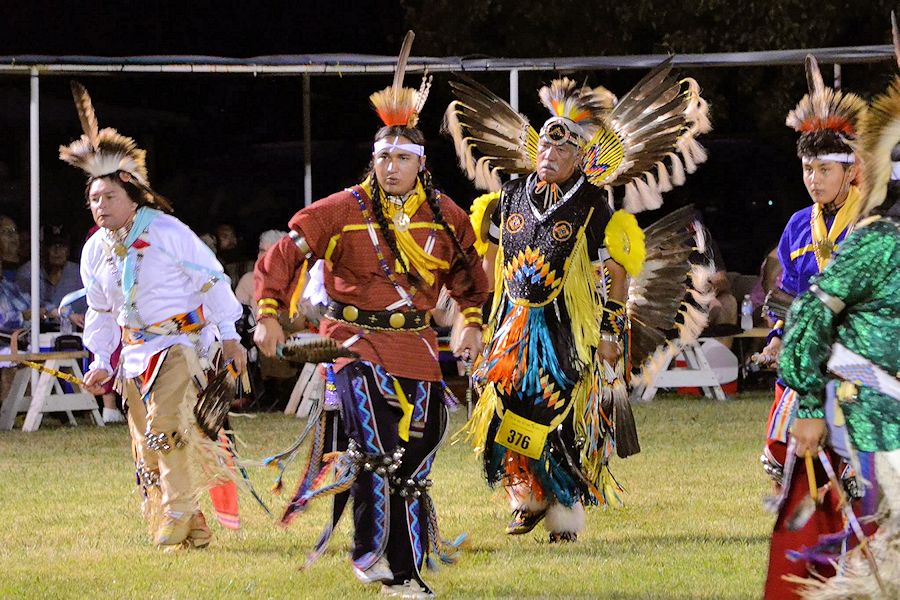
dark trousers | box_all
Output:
[335,361,446,586]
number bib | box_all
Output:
[494,410,550,460]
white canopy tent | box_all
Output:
[2,44,896,357]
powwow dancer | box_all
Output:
[778,19,900,597]
[444,59,714,542]
[757,56,873,599]
[60,82,248,549]
[254,32,489,599]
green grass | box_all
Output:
[0,393,774,599]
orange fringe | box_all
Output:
[503,450,545,502]
[485,305,529,389]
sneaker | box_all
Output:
[548,531,577,543]
[187,511,212,548]
[103,407,126,424]
[155,512,192,546]
[505,507,547,535]
[353,557,393,584]
[381,579,434,599]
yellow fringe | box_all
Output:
[482,243,506,345]
[562,234,601,366]
[600,464,625,509]
[453,383,499,456]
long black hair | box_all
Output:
[368,125,468,283]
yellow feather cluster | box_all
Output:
[603,210,646,277]
[468,191,501,256]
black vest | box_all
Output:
[499,173,609,306]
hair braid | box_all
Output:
[368,171,416,282]
[422,170,474,291]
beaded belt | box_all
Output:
[325,301,429,332]
[122,306,206,345]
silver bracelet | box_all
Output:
[810,284,846,315]
[600,332,619,344]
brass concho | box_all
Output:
[551,220,573,242]
[342,305,359,322]
[506,213,525,234]
[389,312,406,329]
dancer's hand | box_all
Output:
[598,340,621,366]
[253,317,285,357]
[83,369,111,395]
[222,339,247,374]
[792,418,826,458]
[758,337,782,366]
[453,325,483,359]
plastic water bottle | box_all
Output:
[740,294,753,331]
[59,307,73,335]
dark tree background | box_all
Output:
[0,0,897,273]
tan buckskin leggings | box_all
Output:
[125,345,204,515]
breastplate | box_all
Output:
[500,180,595,306]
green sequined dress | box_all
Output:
[779,216,900,452]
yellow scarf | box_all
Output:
[810,185,861,270]
[359,179,449,285]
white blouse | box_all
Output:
[81,213,242,378]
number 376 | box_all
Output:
[506,429,530,450]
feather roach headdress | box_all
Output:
[59,82,173,213]
[785,55,866,163]
[369,31,432,129]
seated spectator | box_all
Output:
[750,245,782,327]
[199,232,217,254]
[215,223,252,284]
[17,225,87,328]
[235,230,285,305]
[0,215,20,283]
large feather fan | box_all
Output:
[626,206,715,391]
[443,76,539,192]
[443,58,711,212]
[855,80,900,219]
[592,59,713,213]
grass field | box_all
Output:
[0,393,775,599]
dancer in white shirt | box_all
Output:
[60,82,246,549]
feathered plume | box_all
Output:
[538,78,615,133]
[855,77,900,218]
[893,11,900,68]
[59,81,173,213]
[71,81,99,150]
[785,55,866,138]
[369,31,430,128]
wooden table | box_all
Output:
[0,350,103,432]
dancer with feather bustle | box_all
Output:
[445,60,714,542]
